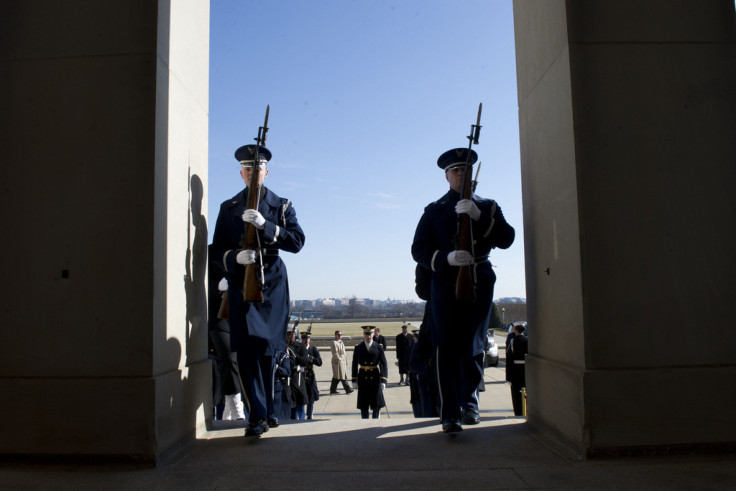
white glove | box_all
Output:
[242,209,266,229]
[236,250,256,265]
[380,383,386,391]
[217,277,228,292]
[447,250,472,266]
[456,199,481,221]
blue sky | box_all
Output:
[208,0,525,301]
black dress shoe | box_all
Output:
[345,388,354,394]
[267,415,279,428]
[462,411,480,425]
[442,419,463,433]
[245,419,268,437]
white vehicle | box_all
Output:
[484,331,499,367]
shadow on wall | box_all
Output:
[166,171,209,443]
[185,172,208,365]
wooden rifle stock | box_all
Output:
[217,291,229,319]
[241,106,269,303]
[242,179,264,302]
[455,163,475,302]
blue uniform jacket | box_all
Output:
[411,189,514,357]
[212,186,305,356]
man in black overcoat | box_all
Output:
[395,324,413,385]
[352,326,388,419]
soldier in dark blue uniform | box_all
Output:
[351,326,388,419]
[411,147,515,433]
[211,144,305,437]
[301,331,322,419]
[287,329,310,420]
[271,342,292,422]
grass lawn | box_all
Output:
[296,320,422,338]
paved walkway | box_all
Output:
[2,349,734,490]
[306,346,513,421]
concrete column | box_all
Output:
[0,0,209,462]
[514,0,736,457]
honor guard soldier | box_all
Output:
[411,147,515,433]
[211,143,305,437]
[300,331,322,419]
[287,329,310,420]
[271,337,293,422]
[351,326,389,419]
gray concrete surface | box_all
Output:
[1,349,734,490]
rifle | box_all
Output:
[290,307,304,337]
[217,291,228,319]
[455,103,483,302]
[241,105,270,302]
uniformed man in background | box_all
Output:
[351,326,388,419]
[301,331,322,419]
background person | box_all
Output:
[329,331,354,394]
[271,338,292,422]
[287,329,310,420]
[507,324,528,416]
[373,327,387,352]
[395,324,413,385]
[207,245,246,421]
[301,331,322,419]
[352,326,388,419]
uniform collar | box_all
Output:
[437,188,462,206]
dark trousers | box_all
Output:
[236,341,274,424]
[460,353,484,415]
[209,328,241,405]
[360,408,380,419]
[510,382,524,415]
[509,364,526,416]
[435,346,483,423]
[291,405,305,420]
[329,378,352,393]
